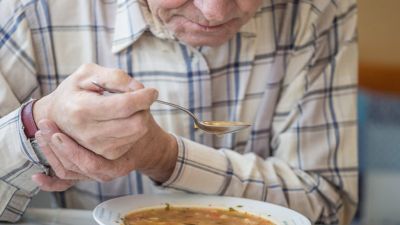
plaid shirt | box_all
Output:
[0,0,358,224]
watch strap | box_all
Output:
[21,99,38,139]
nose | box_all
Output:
[193,0,233,23]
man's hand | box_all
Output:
[33,63,159,160]
[33,117,178,191]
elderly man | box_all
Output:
[0,0,358,224]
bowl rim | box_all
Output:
[92,193,311,225]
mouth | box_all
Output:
[188,18,237,32]
[195,22,226,31]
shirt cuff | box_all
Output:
[0,180,32,222]
[161,136,231,195]
[0,180,18,217]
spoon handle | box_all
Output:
[154,100,198,122]
[92,81,199,123]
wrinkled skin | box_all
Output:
[33,64,177,190]
[147,0,262,46]
[32,0,263,191]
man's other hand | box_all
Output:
[33,118,177,192]
[33,63,159,160]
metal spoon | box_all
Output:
[91,81,251,135]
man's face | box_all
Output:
[146,0,262,47]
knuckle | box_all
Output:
[111,68,127,78]
[78,63,96,73]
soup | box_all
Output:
[123,205,275,225]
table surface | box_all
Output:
[0,208,96,225]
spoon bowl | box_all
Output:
[195,121,251,134]
[92,81,251,135]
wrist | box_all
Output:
[142,132,178,183]
[33,95,50,125]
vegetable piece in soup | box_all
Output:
[123,206,275,225]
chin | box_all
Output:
[166,17,241,47]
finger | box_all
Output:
[36,132,88,180]
[49,132,120,182]
[77,64,144,92]
[91,110,150,139]
[47,134,91,176]
[37,120,94,177]
[37,120,81,173]
[84,87,159,120]
[37,119,62,134]
[78,111,152,159]
[37,120,107,176]
[32,173,76,192]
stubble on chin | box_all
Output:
[153,7,252,47]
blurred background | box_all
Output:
[357,0,400,224]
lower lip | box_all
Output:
[194,23,226,32]
[186,19,234,33]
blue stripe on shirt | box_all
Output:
[179,44,196,140]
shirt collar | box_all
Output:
[112,0,258,53]
[112,0,149,53]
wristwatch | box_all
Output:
[21,99,38,139]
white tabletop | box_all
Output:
[0,208,97,225]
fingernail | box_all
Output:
[52,134,64,146]
[152,89,159,101]
[38,121,51,134]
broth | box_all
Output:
[123,206,275,225]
